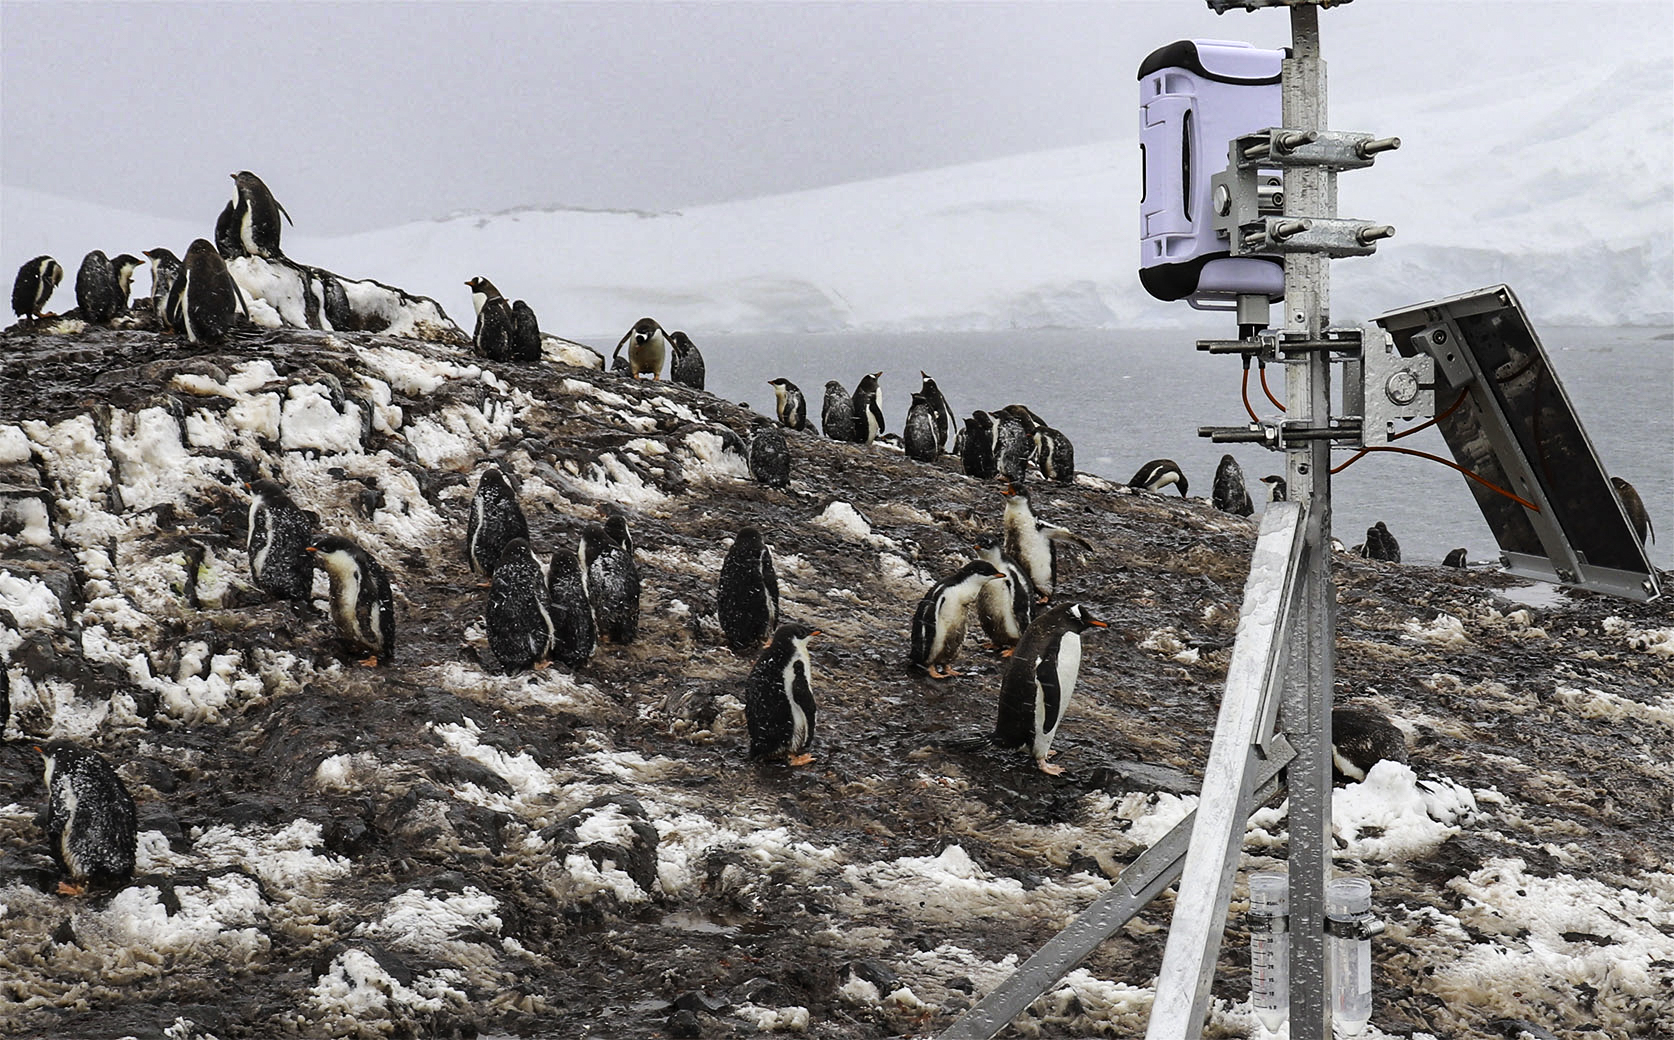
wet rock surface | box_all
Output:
[0,320,1670,1038]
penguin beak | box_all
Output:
[1088,616,1109,628]
[809,629,822,639]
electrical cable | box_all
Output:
[1240,357,1261,423]
[1258,359,1286,412]
[1331,444,1541,512]
[1388,388,1468,442]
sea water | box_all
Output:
[689,327,1672,570]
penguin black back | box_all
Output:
[1035,426,1076,484]
[547,541,597,669]
[1330,706,1408,783]
[247,478,316,600]
[37,742,137,891]
[919,372,956,453]
[466,278,514,361]
[1612,476,1655,545]
[511,300,542,361]
[231,170,292,258]
[486,538,554,673]
[992,602,1107,773]
[466,466,531,577]
[583,520,640,644]
[748,421,791,489]
[821,380,855,442]
[1361,521,1401,563]
[1212,454,1254,517]
[75,250,121,323]
[171,238,246,344]
[12,255,63,320]
[904,392,939,462]
[1442,547,1468,568]
[745,622,821,764]
[669,331,706,390]
[718,526,779,654]
[962,411,997,479]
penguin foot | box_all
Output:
[533,660,550,671]
[1036,760,1065,776]
[56,879,87,896]
[1035,594,1051,605]
[476,580,493,588]
[928,666,958,680]
[787,753,815,767]
[999,648,1015,658]
[358,655,381,667]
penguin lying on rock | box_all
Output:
[1130,459,1188,497]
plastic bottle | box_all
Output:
[1325,877,1375,1036]
[1246,870,1290,1033]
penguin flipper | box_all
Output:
[942,733,994,753]
[278,199,294,227]
[1036,642,1064,735]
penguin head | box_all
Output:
[245,477,294,508]
[772,622,820,651]
[110,254,143,292]
[972,535,1002,563]
[669,331,693,355]
[1065,603,1109,631]
[1001,483,1030,503]
[43,257,65,291]
[952,559,1006,587]
[630,317,661,342]
[465,277,502,312]
[306,534,360,567]
[493,537,536,573]
[602,513,632,551]
[477,464,517,501]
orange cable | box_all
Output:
[1331,444,1541,512]
[1240,362,1261,423]
[1259,359,1287,412]
[1389,388,1469,442]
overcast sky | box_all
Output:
[3,1,1668,235]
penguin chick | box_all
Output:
[510,300,542,361]
[143,248,181,327]
[668,330,706,390]
[307,534,395,666]
[904,391,939,462]
[486,538,554,673]
[1212,454,1254,517]
[231,170,293,258]
[974,534,1035,655]
[614,317,669,380]
[74,250,123,323]
[767,378,809,431]
[821,380,856,442]
[1260,474,1288,502]
[1130,458,1188,496]
[910,560,1006,680]
[246,478,316,600]
[718,526,779,654]
[1330,706,1408,783]
[466,465,531,579]
[1360,521,1401,563]
[991,602,1108,774]
[745,622,821,765]
[1612,476,1655,546]
[1033,426,1076,485]
[546,538,597,669]
[1001,484,1091,603]
[994,412,1033,485]
[465,277,513,361]
[36,742,137,894]
[168,238,247,344]
[748,421,791,489]
[12,255,64,320]
[961,411,997,479]
[581,520,640,644]
[919,372,957,453]
[850,372,885,445]
[110,253,142,311]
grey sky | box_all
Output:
[3,1,1665,235]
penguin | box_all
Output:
[904,391,939,462]
[767,378,809,431]
[1360,521,1401,563]
[611,354,632,376]
[510,300,542,361]
[1033,426,1076,485]
[230,170,293,258]
[465,277,514,361]
[486,538,555,673]
[601,507,636,557]
[919,372,957,453]
[821,380,856,442]
[110,253,142,311]
[11,255,63,321]
[747,420,791,489]
[1002,484,1091,603]
[973,534,1035,656]
[1130,458,1189,497]
[215,200,246,259]
[994,411,1034,486]
[961,411,997,479]
[167,239,247,344]
[581,520,640,644]
[850,372,885,445]
[74,249,122,323]
[307,535,396,666]
[466,466,531,580]
[614,317,670,380]
[668,330,706,390]
[1442,547,1469,569]
[910,560,1007,680]
[246,478,316,600]
[989,602,1108,774]
[1212,454,1255,517]
[717,526,779,654]
[1611,476,1655,545]
[1260,474,1288,503]
[35,742,137,895]
[143,248,181,327]
[745,622,822,765]
[1330,706,1408,783]
[313,266,355,331]
[546,539,597,669]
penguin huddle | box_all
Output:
[466,277,543,362]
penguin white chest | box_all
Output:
[1033,631,1083,758]
[322,551,363,634]
[785,650,812,748]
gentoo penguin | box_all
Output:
[910,560,1007,680]
[168,238,247,344]
[748,420,791,489]
[745,622,822,765]
[1130,458,1188,497]
[1330,706,1408,783]
[904,391,939,462]
[487,538,555,673]
[1002,484,1091,603]
[313,266,355,331]
[919,372,957,453]
[961,411,998,479]
[614,317,670,380]
[1441,547,1468,569]
[850,372,885,445]
[1034,426,1076,485]
[668,331,706,390]
[990,602,1108,774]
[307,534,396,666]
[1611,476,1655,545]
[510,300,542,361]
[214,200,246,259]
[545,539,596,669]
[1260,474,1288,502]
[11,255,63,320]
[974,534,1035,655]
[74,250,122,323]
[1212,454,1255,517]
[230,170,293,258]
[465,277,513,361]
[717,526,779,654]
[35,742,137,894]
[466,466,531,579]
[581,520,640,644]
[821,380,856,442]
[767,378,809,431]
[1360,521,1401,563]
[994,411,1034,486]
[246,478,316,600]
[143,248,181,326]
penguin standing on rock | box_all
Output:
[974,534,1035,655]
[582,519,640,644]
[465,277,514,361]
[143,248,181,326]
[230,170,292,258]
[1212,454,1254,517]
[821,380,856,442]
[546,542,596,669]
[307,535,396,666]
[1260,474,1288,502]
[35,742,137,895]
[510,300,542,361]
[466,466,531,580]
[1002,484,1091,603]
[994,412,1034,486]
[746,623,822,765]
[767,378,808,431]
[487,538,555,673]
[1130,459,1188,497]
[614,317,670,380]
[246,479,316,600]
[850,372,885,445]
[989,603,1108,774]
[167,239,247,344]
[904,392,939,462]
[75,250,138,323]
[910,560,1006,680]
[919,372,957,453]
[668,331,706,390]
[1361,521,1401,563]
[12,255,64,321]
[717,526,779,654]
[961,411,998,479]
[748,420,791,489]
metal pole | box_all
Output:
[1280,7,1336,1040]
